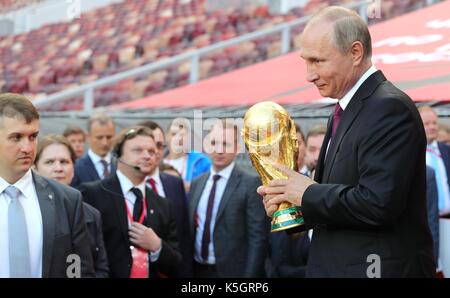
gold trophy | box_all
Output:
[242,101,305,232]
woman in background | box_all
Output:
[34,134,109,278]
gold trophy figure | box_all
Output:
[242,101,305,232]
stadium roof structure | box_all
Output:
[110,1,450,117]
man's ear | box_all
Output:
[350,41,364,66]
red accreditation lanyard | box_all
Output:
[125,195,149,278]
[426,147,442,159]
[125,196,147,224]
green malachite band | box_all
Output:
[271,217,304,230]
[273,206,300,218]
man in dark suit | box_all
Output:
[71,113,116,189]
[83,202,109,277]
[80,126,181,278]
[189,120,268,278]
[259,7,435,277]
[419,106,450,218]
[0,93,94,278]
[139,120,190,276]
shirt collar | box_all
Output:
[211,161,235,181]
[88,149,111,165]
[116,170,146,197]
[429,140,438,149]
[337,65,377,111]
[0,169,34,200]
[147,167,163,186]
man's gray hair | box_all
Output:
[87,112,115,132]
[308,6,372,59]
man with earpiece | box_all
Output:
[79,126,182,278]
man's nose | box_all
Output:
[20,139,33,153]
[306,65,318,83]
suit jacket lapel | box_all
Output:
[159,173,172,199]
[144,186,158,229]
[322,97,363,182]
[314,114,333,183]
[101,175,129,243]
[322,71,386,183]
[110,156,118,177]
[84,155,100,181]
[215,166,242,222]
[188,174,209,232]
[32,172,55,278]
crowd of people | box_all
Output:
[1,90,447,278]
[0,5,447,278]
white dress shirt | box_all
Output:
[88,149,112,179]
[195,162,235,264]
[164,156,187,180]
[116,170,161,261]
[146,168,166,198]
[426,140,450,215]
[0,170,43,278]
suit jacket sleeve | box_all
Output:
[303,97,423,228]
[244,175,269,277]
[426,166,439,263]
[93,209,110,278]
[153,198,183,276]
[71,191,96,277]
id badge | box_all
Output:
[129,246,149,278]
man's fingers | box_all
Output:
[257,185,266,196]
[268,179,288,187]
[265,194,288,207]
[266,204,278,217]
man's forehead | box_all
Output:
[300,23,334,51]
[127,135,155,145]
[0,116,39,131]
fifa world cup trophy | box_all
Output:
[242,101,305,232]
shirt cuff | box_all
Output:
[149,245,162,262]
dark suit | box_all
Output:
[71,154,116,189]
[437,142,450,192]
[79,174,182,278]
[426,166,439,264]
[188,165,269,277]
[32,172,95,278]
[268,231,310,278]
[159,172,190,276]
[302,71,435,277]
[83,202,109,277]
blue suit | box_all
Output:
[159,172,190,276]
[437,142,450,191]
[268,231,310,278]
[71,154,116,189]
[426,166,439,264]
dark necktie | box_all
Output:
[130,187,144,222]
[147,178,159,195]
[331,103,343,139]
[201,174,221,262]
[100,159,110,178]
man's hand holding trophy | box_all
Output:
[242,101,316,232]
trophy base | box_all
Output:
[271,206,305,232]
